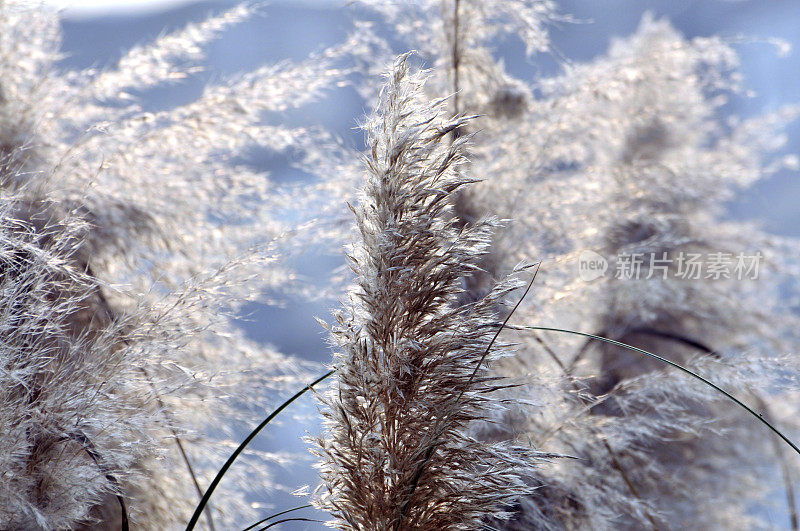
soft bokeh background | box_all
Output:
[52,1,800,528]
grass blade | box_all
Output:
[256,517,323,530]
[68,431,129,531]
[241,504,313,531]
[523,326,800,457]
[185,370,334,530]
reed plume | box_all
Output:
[0,1,348,527]
[321,5,800,528]
[314,55,539,530]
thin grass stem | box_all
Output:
[255,517,323,530]
[185,370,334,531]
[522,326,800,458]
[241,504,313,531]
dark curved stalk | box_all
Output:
[575,326,798,529]
[185,370,334,531]
[69,431,129,531]
[256,517,323,530]
[565,326,797,528]
[568,326,718,373]
[241,504,313,531]
[627,327,716,356]
[641,330,796,531]
[524,326,800,458]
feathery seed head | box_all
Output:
[314,55,538,530]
